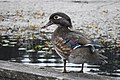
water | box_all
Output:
[10,48,98,74]
[0,33,120,78]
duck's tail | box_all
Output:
[85,42,108,64]
[88,52,108,65]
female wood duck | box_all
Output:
[43,12,107,73]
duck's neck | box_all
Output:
[58,26,69,32]
[52,26,70,40]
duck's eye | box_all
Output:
[54,15,62,20]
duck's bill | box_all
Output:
[41,20,53,28]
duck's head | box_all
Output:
[43,12,72,28]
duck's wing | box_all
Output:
[53,30,92,54]
[69,31,92,45]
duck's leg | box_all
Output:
[63,59,67,73]
[79,63,84,73]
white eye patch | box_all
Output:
[54,15,62,20]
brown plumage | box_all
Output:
[43,12,107,73]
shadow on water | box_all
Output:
[0,33,120,78]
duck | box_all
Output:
[42,12,107,73]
